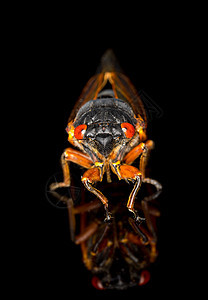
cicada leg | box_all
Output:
[111,139,162,222]
[49,147,93,191]
[130,177,161,262]
[123,140,154,178]
[140,199,160,262]
[124,140,162,191]
[81,167,112,222]
[141,178,162,241]
[111,162,144,222]
[135,153,162,262]
[49,148,96,241]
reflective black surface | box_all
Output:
[20,21,185,298]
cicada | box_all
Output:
[50,49,162,223]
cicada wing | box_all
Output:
[68,72,105,121]
[110,72,147,128]
[96,49,123,74]
[68,49,122,122]
[69,49,147,128]
[97,49,147,126]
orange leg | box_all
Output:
[122,141,162,248]
[81,167,111,221]
[111,163,144,222]
[50,147,93,191]
[123,140,154,177]
[123,142,147,165]
[123,140,162,192]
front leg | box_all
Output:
[111,163,144,222]
[81,166,112,222]
[123,140,154,177]
[123,140,162,193]
[50,147,93,191]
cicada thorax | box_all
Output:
[68,50,147,129]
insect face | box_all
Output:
[85,122,123,157]
[72,98,137,157]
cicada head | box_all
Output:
[67,98,142,158]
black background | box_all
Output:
[10,5,195,298]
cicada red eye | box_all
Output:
[121,122,135,138]
[138,270,150,286]
[91,276,104,290]
[74,124,87,140]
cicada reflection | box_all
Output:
[50,178,161,289]
[76,180,160,290]
[49,49,162,289]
